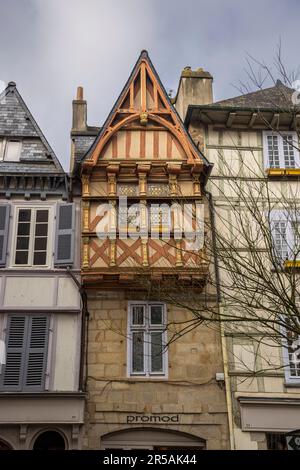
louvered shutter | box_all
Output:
[24,316,49,390]
[0,205,10,267]
[1,316,27,391]
[54,203,75,266]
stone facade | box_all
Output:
[83,291,228,449]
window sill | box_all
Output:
[284,381,300,388]
[266,168,300,177]
[284,260,300,268]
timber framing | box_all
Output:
[79,51,210,288]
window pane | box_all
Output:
[273,221,288,261]
[36,210,49,223]
[18,210,31,222]
[283,135,295,168]
[33,251,47,265]
[15,251,29,264]
[16,236,29,250]
[132,306,144,325]
[17,223,30,236]
[150,305,163,324]
[34,237,47,251]
[267,135,280,168]
[132,331,144,372]
[35,224,48,237]
[151,332,163,372]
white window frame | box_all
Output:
[127,301,168,378]
[282,325,300,385]
[270,210,300,262]
[11,205,53,268]
[263,131,300,169]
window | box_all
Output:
[14,208,49,266]
[271,211,300,262]
[128,302,167,377]
[263,132,300,169]
[286,330,300,380]
[4,139,22,162]
[0,314,50,391]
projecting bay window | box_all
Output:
[14,208,50,266]
[128,302,167,377]
[263,131,300,171]
[0,314,50,391]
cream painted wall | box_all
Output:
[52,313,80,391]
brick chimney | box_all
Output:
[72,86,87,131]
[174,67,213,121]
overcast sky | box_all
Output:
[0,0,299,169]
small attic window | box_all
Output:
[4,139,22,162]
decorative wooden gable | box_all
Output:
[80,51,210,286]
[82,50,206,167]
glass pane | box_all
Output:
[34,237,47,251]
[17,223,30,236]
[267,135,280,168]
[132,331,144,372]
[15,251,29,264]
[35,224,48,237]
[33,251,47,265]
[132,306,144,325]
[18,209,31,222]
[283,135,295,168]
[151,332,163,372]
[150,305,163,324]
[16,236,29,250]
[36,210,49,223]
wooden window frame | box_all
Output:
[11,206,52,268]
[263,131,300,170]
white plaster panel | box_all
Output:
[4,277,55,307]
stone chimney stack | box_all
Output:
[174,67,213,121]
[72,86,87,131]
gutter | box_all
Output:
[205,189,235,450]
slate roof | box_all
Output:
[0,82,64,174]
[212,80,295,110]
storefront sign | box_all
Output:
[126,414,179,424]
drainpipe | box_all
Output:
[204,189,235,450]
[67,267,90,392]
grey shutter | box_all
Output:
[24,316,49,390]
[54,203,75,266]
[1,316,27,391]
[0,205,10,267]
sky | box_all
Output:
[0,0,299,170]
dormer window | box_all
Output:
[4,139,22,162]
[263,131,300,170]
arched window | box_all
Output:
[33,431,66,450]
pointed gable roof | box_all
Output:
[0,81,64,174]
[82,50,209,167]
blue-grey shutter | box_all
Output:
[54,203,75,266]
[0,316,27,391]
[24,316,49,390]
[0,205,10,267]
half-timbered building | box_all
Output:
[72,51,229,450]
